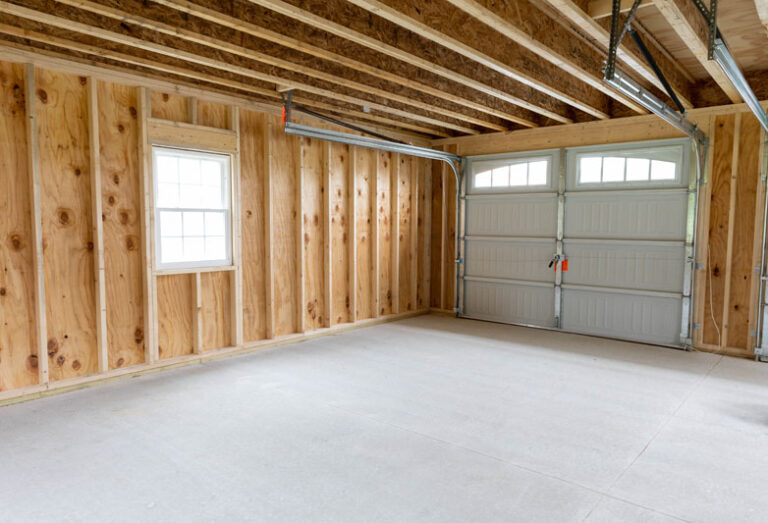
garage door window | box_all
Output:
[153,147,232,269]
[473,157,551,189]
[576,144,683,186]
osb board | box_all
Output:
[398,155,414,312]
[98,80,144,370]
[377,151,394,316]
[302,136,326,329]
[0,62,37,391]
[330,142,351,325]
[268,116,298,336]
[702,114,736,346]
[726,114,762,351]
[150,90,189,122]
[200,271,232,350]
[416,159,429,309]
[36,69,97,380]
[239,110,266,342]
[355,147,374,320]
[157,274,194,359]
[429,157,444,308]
[197,100,229,130]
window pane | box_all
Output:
[508,163,527,186]
[201,160,222,186]
[602,157,625,182]
[179,158,200,185]
[651,160,676,180]
[205,212,226,236]
[474,170,492,188]
[528,161,548,185]
[183,211,205,236]
[491,166,509,187]
[202,182,224,209]
[160,211,182,237]
[205,236,225,261]
[184,237,204,261]
[580,157,602,183]
[179,183,204,208]
[157,156,178,183]
[626,158,650,181]
[156,183,179,208]
[161,237,183,264]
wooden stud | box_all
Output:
[323,142,333,328]
[349,146,357,322]
[86,77,109,373]
[296,137,306,334]
[23,63,49,385]
[371,151,380,317]
[720,113,743,350]
[391,153,400,314]
[440,160,448,311]
[187,96,197,125]
[693,116,716,347]
[230,105,244,346]
[749,131,768,349]
[423,159,433,311]
[263,118,275,339]
[192,272,203,354]
[411,156,419,311]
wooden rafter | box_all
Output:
[246,0,573,124]
[445,0,646,114]
[541,0,695,109]
[589,0,652,18]
[653,0,742,103]
[17,0,487,135]
[347,0,612,119]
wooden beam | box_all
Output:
[86,77,108,373]
[296,137,306,334]
[540,0,694,109]
[410,156,419,311]
[137,87,157,363]
[348,147,357,322]
[720,113,743,349]
[264,118,275,339]
[24,63,49,385]
[423,158,433,310]
[589,0,652,18]
[153,0,523,129]
[0,21,444,139]
[230,106,244,347]
[323,142,333,328]
[0,2,480,135]
[146,119,238,152]
[653,0,741,103]
[348,0,612,119]
[445,0,646,115]
[246,0,567,124]
[371,150,380,317]
[391,154,400,314]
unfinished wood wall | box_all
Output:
[0,60,431,398]
[431,109,766,357]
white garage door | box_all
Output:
[460,140,695,347]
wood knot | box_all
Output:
[37,89,48,104]
[116,357,125,367]
[246,210,252,218]
[129,107,137,119]
[47,338,58,356]
[56,354,65,366]
[162,93,169,101]
[113,174,120,185]
[313,215,319,225]
[87,241,94,251]
[134,327,144,344]
[108,195,117,206]
[78,76,87,86]
[74,168,82,177]
[117,124,125,133]
[0,288,5,296]
[57,208,72,225]
[119,210,130,224]
[126,235,138,251]
[10,234,22,250]
[72,360,81,371]
[27,354,38,369]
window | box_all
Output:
[473,157,550,189]
[576,145,682,185]
[153,147,231,269]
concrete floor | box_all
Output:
[2,315,768,522]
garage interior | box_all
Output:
[2,0,768,520]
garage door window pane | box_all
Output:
[602,157,625,182]
[580,157,602,183]
[492,166,509,187]
[508,163,527,186]
[154,147,232,269]
[473,157,551,189]
[651,160,676,180]
[626,158,650,181]
[575,144,683,186]
[528,161,548,185]
[474,169,492,188]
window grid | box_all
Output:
[473,158,550,189]
[576,145,682,186]
[153,147,232,269]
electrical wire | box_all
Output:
[707,243,722,351]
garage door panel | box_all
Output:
[561,288,681,345]
[564,191,688,240]
[563,241,685,292]
[464,280,555,327]
[466,195,557,237]
[465,238,556,283]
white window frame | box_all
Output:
[152,146,233,270]
[567,140,688,190]
[468,151,558,194]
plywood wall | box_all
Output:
[0,60,431,398]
